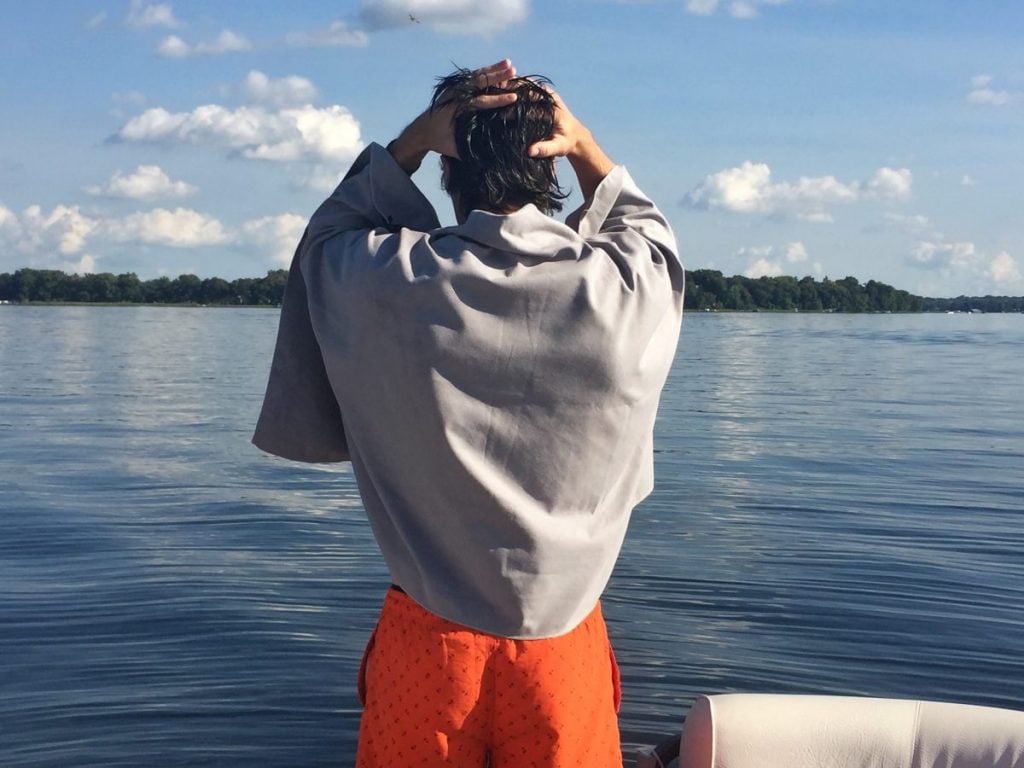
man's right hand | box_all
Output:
[527,91,615,201]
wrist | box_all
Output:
[388,123,429,175]
[567,129,614,200]
[565,125,594,160]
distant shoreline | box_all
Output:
[1,301,279,308]
[2,267,1022,313]
[3,302,1017,315]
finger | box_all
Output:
[528,136,571,159]
[469,93,518,110]
[476,66,515,89]
[473,59,516,89]
[477,59,514,78]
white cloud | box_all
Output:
[737,244,773,259]
[685,161,912,220]
[126,1,180,29]
[117,103,363,163]
[21,205,98,255]
[6,204,305,269]
[248,106,363,161]
[885,212,932,233]
[907,234,1023,293]
[0,201,229,272]
[989,252,1021,285]
[737,0,791,17]
[300,165,345,192]
[241,214,307,264]
[155,35,190,57]
[685,0,791,18]
[688,162,913,221]
[866,167,912,199]
[86,11,108,30]
[118,106,283,158]
[968,88,1011,107]
[0,204,98,264]
[86,165,197,200]
[910,239,976,267]
[784,241,808,263]
[738,241,809,278]
[0,204,18,232]
[687,162,776,213]
[286,20,369,48]
[0,204,24,253]
[888,211,1022,293]
[103,208,229,247]
[967,74,1017,106]
[359,0,528,34]
[241,71,318,107]
[729,1,763,19]
[62,254,98,275]
[744,258,783,278]
[156,30,251,58]
[685,0,720,14]
[961,174,976,187]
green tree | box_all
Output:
[798,276,823,310]
[838,276,869,312]
[770,276,799,310]
[143,276,173,303]
[724,282,752,310]
[29,269,66,301]
[116,273,143,303]
[252,269,287,305]
[170,274,202,303]
[82,273,118,302]
[231,277,255,305]
[200,277,233,304]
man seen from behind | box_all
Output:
[254,59,684,767]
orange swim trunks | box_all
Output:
[355,587,623,768]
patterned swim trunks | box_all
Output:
[355,587,623,767]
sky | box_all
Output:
[0,0,1021,298]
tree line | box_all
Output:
[1,267,1020,312]
[0,268,288,306]
[683,270,923,312]
[920,295,1024,313]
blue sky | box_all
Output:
[1,0,1021,297]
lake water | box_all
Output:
[1,307,1022,766]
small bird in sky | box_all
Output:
[409,13,420,23]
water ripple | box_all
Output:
[2,308,1023,765]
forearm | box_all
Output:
[567,130,615,202]
[387,113,432,175]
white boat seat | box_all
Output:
[673,694,1024,768]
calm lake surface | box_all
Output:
[1,307,1022,766]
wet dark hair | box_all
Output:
[431,67,568,215]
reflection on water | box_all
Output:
[2,308,1023,765]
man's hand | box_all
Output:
[389,60,518,174]
[527,90,615,202]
